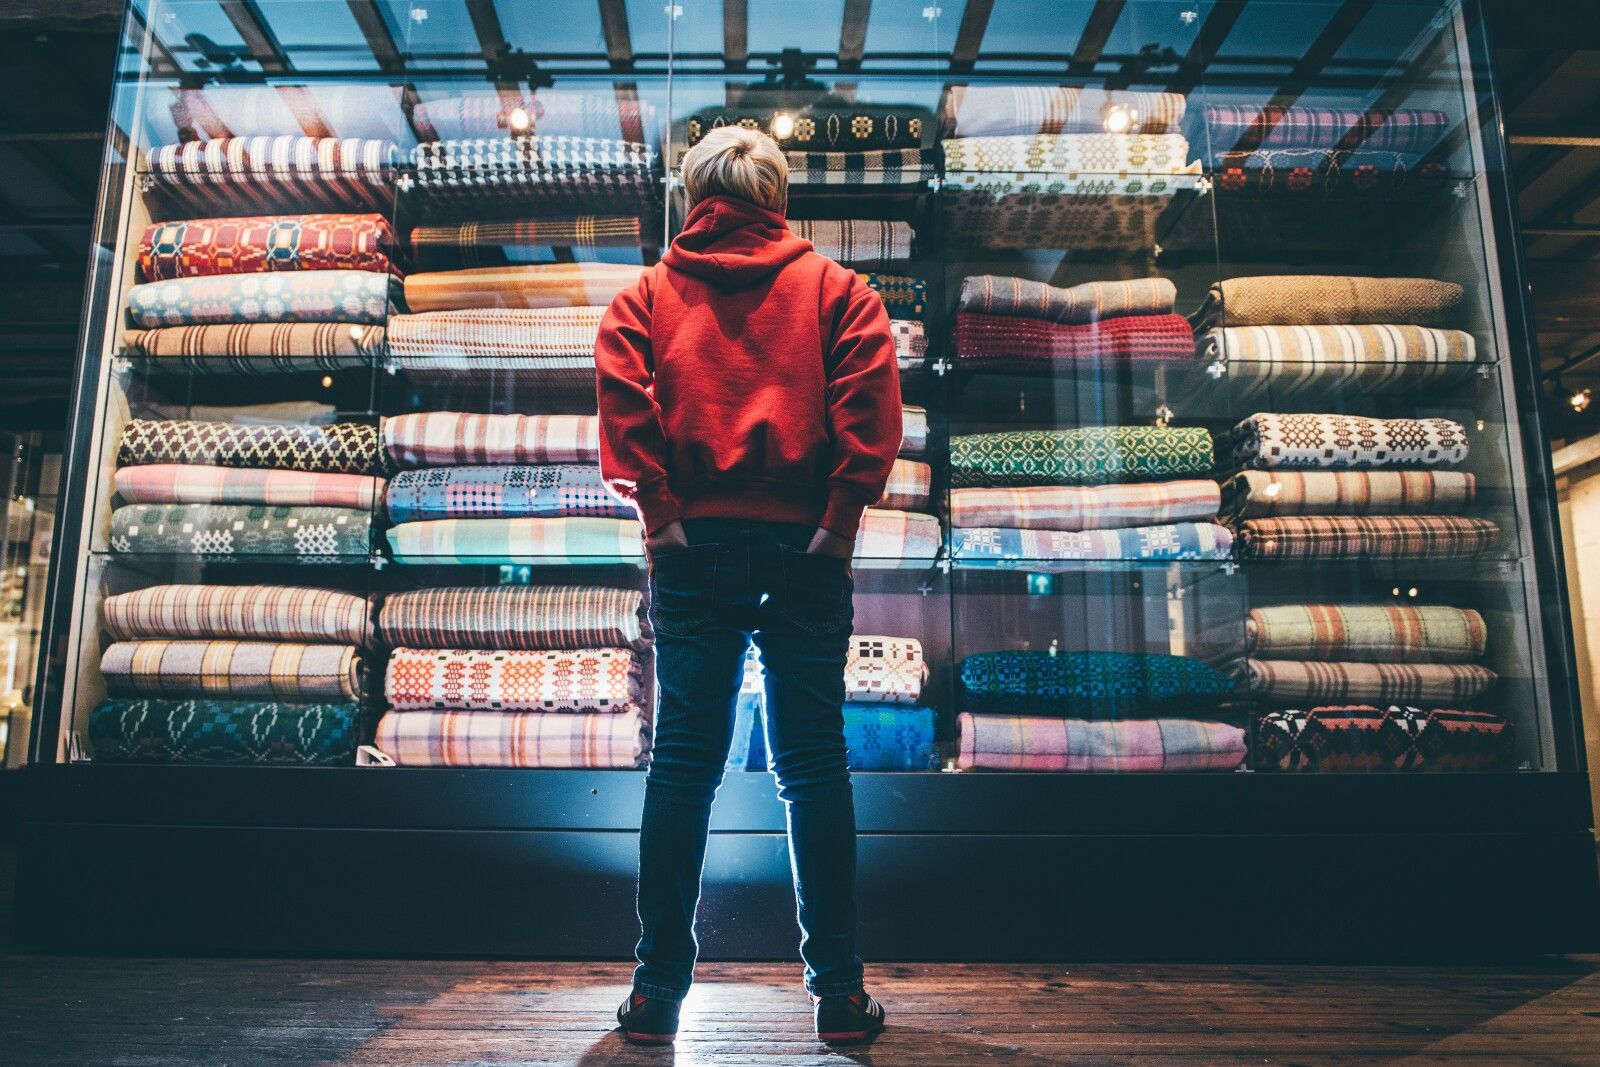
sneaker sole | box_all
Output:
[818,1028,881,1044]
[622,1031,676,1045]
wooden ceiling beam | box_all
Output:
[1168,0,1247,94]
[1067,0,1125,77]
[724,0,748,71]
[218,0,291,74]
[598,0,634,71]
[839,0,870,72]
[949,0,994,74]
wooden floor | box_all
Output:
[5,957,1600,1065]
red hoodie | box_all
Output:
[596,195,902,540]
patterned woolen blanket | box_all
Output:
[102,584,375,647]
[90,698,360,765]
[1226,413,1469,471]
[1246,604,1487,663]
[378,585,645,651]
[137,213,398,280]
[110,504,372,560]
[950,427,1214,487]
[960,650,1234,717]
[117,419,384,475]
[126,271,396,328]
[385,465,631,522]
[957,713,1245,772]
[1253,705,1511,773]
[386,647,644,714]
[101,640,365,702]
[953,311,1195,367]
[958,275,1176,323]
[1193,275,1464,328]
[952,523,1234,565]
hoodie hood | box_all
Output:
[662,196,813,287]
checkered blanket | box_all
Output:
[1193,276,1464,328]
[901,406,928,457]
[387,307,604,362]
[1247,605,1487,664]
[1244,659,1496,706]
[953,311,1195,368]
[950,480,1220,531]
[1221,470,1476,519]
[402,263,642,313]
[950,427,1215,488]
[144,136,398,216]
[101,640,365,702]
[1235,515,1499,559]
[386,465,631,522]
[784,149,936,187]
[137,214,398,281]
[742,634,928,705]
[1202,105,1450,154]
[879,460,932,512]
[1202,325,1478,395]
[127,270,396,328]
[942,86,1186,137]
[90,698,360,765]
[411,137,660,214]
[122,323,385,374]
[410,91,660,143]
[892,321,927,368]
[1253,705,1512,772]
[409,217,644,268]
[958,275,1175,324]
[859,273,925,320]
[113,465,385,510]
[382,413,599,468]
[789,220,912,265]
[118,420,385,475]
[957,713,1245,772]
[110,504,373,561]
[1226,413,1469,471]
[378,585,645,651]
[386,647,643,713]
[102,584,375,648]
[373,709,648,768]
[952,522,1234,565]
[960,649,1234,717]
[855,509,941,566]
[387,516,643,564]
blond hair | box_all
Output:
[681,126,788,212]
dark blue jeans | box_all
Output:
[633,517,864,1000]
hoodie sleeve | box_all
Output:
[596,271,681,535]
[820,276,903,541]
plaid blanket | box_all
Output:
[387,516,643,564]
[952,522,1233,565]
[114,464,384,510]
[789,220,912,265]
[90,698,360,765]
[127,270,395,328]
[1221,470,1476,519]
[144,137,398,216]
[855,509,941,566]
[879,459,932,511]
[118,420,384,475]
[957,713,1245,772]
[950,426,1214,487]
[950,480,1220,531]
[942,86,1186,137]
[901,406,928,457]
[402,263,642,313]
[409,91,660,143]
[961,649,1233,717]
[387,307,603,362]
[958,275,1175,324]
[843,706,937,771]
[387,646,643,713]
[102,640,364,702]
[1214,149,1449,197]
[1253,705,1512,772]
[1244,659,1495,705]
[744,634,928,704]
[685,106,930,151]
[892,321,927,366]
[1203,105,1450,154]
[1226,413,1469,471]
[102,584,375,647]
[137,213,398,281]
[953,311,1194,368]
[110,503,373,560]
[386,465,631,522]
[1247,605,1487,664]
[1235,515,1499,559]
[382,412,599,468]
[943,133,1196,175]
[409,217,644,268]
[373,709,648,768]
[411,137,660,215]
[379,585,645,651]
[859,273,925,320]
[1193,276,1464,328]
[784,149,936,187]
[122,323,384,374]
[1202,324,1477,395]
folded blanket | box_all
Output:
[409,217,644,267]
[122,322,384,373]
[101,640,365,702]
[879,460,932,512]
[1203,105,1450,154]
[1221,470,1476,519]
[386,465,631,522]
[1235,515,1499,560]
[411,137,660,212]
[382,412,599,468]
[950,480,1220,531]
[1194,276,1464,328]
[117,420,384,475]
[143,401,337,426]
[859,273,925,319]
[784,149,936,186]
[379,585,645,651]
[102,584,375,647]
[901,406,928,457]
[373,708,648,768]
[386,647,643,713]
[843,705,938,771]
[114,465,385,510]
[952,522,1234,564]
[144,136,398,216]
[954,311,1195,367]
[845,636,928,704]
[893,321,926,367]
[942,86,1186,137]
[110,503,373,559]
[957,713,1245,772]
[943,133,1197,176]
[1213,149,1449,197]
[1202,324,1477,393]
[387,516,643,564]
[686,106,930,150]
[1244,659,1495,705]
[1253,705,1512,772]
[90,698,360,765]
[961,649,1233,717]
[855,509,941,565]
[402,263,642,313]
[410,91,660,143]
[950,427,1214,487]
[127,270,394,328]
[789,220,912,264]
[958,275,1176,324]
[137,214,398,281]
[941,187,1188,250]
[1226,414,1469,471]
[1247,605,1487,664]
[386,307,604,362]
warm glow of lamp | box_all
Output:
[1570,388,1592,413]
[771,112,796,140]
[1102,104,1137,134]
[320,375,334,389]
[507,107,531,134]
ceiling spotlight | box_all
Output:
[1102,104,1137,134]
[1570,388,1592,413]
[320,375,334,389]
[507,107,531,135]
[770,112,796,140]
[1408,587,1419,598]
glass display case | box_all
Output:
[15,0,1597,957]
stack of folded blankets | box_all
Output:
[786,219,926,372]
[374,585,651,768]
[949,425,1231,565]
[382,411,643,565]
[89,583,373,764]
[939,86,1200,248]
[953,275,1194,372]
[1246,603,1512,772]
[142,135,400,217]
[955,649,1244,771]
[862,404,940,567]
[739,636,937,772]
[1202,104,1450,198]
[1221,413,1498,561]
[1192,275,1480,395]
[682,102,936,191]
[408,216,645,270]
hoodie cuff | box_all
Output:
[632,480,683,537]
[820,488,875,542]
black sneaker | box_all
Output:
[616,991,680,1045]
[813,990,886,1044]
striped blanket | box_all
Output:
[1244,659,1496,706]
[1221,470,1476,519]
[402,263,642,313]
[114,465,385,510]
[957,713,1245,772]
[122,323,385,373]
[409,217,645,268]
[387,516,643,564]
[102,584,375,647]
[879,460,932,512]
[382,412,599,468]
[136,213,398,281]
[90,698,360,765]
[1247,605,1487,663]
[385,465,631,522]
[126,270,395,328]
[386,647,643,713]
[950,427,1215,487]
[1201,324,1478,394]
[953,311,1195,367]
[378,585,645,651]
[101,640,364,702]
[952,523,1234,564]
[144,137,398,216]
[855,509,941,566]
[951,480,1219,531]
[386,307,604,360]
[1234,515,1499,560]
[789,220,912,265]
[373,709,648,768]
[901,406,929,457]
[958,275,1176,323]
[960,649,1233,717]
[1202,105,1450,154]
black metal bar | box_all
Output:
[218,0,292,74]
[724,0,748,70]
[949,0,994,74]
[598,0,634,71]
[1067,0,1124,76]
[1168,0,1247,93]
[345,0,405,74]
[839,0,871,72]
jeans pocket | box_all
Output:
[773,545,854,637]
[648,543,719,637]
